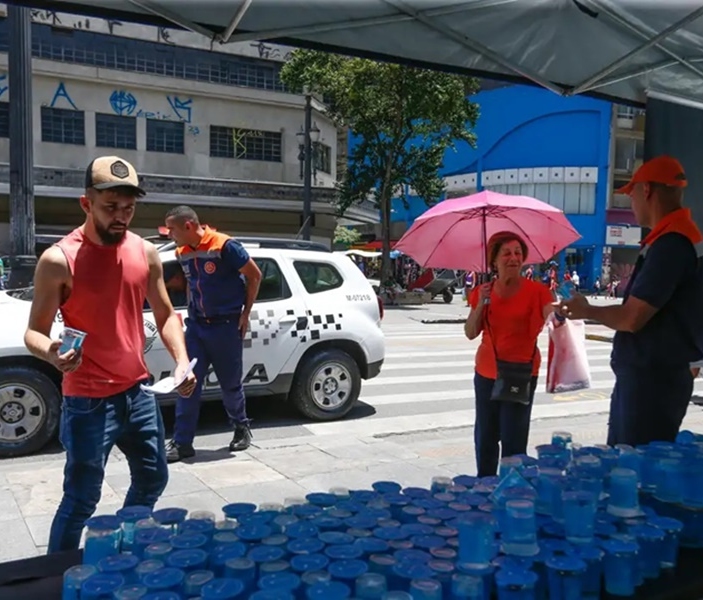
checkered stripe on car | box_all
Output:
[242,309,280,349]
[288,309,344,343]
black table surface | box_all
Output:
[0,547,701,599]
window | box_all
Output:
[315,144,332,174]
[614,137,644,172]
[0,101,8,138]
[41,106,85,145]
[0,20,286,93]
[254,258,291,302]
[485,181,596,215]
[147,120,184,154]
[162,261,188,309]
[294,261,344,294]
[95,113,137,149]
[210,126,282,162]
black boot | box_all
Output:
[229,423,252,452]
[166,439,195,463]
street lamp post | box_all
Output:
[296,89,320,241]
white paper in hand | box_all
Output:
[140,358,198,395]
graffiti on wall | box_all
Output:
[109,89,197,130]
[250,42,292,61]
[48,82,78,110]
[0,74,7,100]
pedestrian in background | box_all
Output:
[464,232,555,477]
[164,206,262,463]
[560,156,703,446]
[24,156,195,553]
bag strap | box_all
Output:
[483,281,538,363]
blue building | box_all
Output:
[375,84,614,289]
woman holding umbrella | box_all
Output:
[464,232,555,477]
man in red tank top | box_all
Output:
[24,156,196,553]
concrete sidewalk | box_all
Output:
[3,408,703,562]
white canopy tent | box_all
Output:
[8,0,703,108]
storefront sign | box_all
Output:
[605,225,641,247]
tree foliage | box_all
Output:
[280,50,480,281]
[333,224,362,247]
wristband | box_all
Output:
[554,311,566,322]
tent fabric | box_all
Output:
[8,0,703,107]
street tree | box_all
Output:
[333,224,362,247]
[280,50,480,282]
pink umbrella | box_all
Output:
[394,190,581,270]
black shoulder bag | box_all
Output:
[483,288,537,405]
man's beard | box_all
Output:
[95,223,127,245]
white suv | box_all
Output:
[0,238,386,458]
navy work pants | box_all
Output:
[608,364,692,447]
[473,373,537,477]
[174,317,249,446]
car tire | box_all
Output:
[0,366,60,458]
[290,349,361,421]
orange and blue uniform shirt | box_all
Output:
[612,208,703,369]
[176,226,250,320]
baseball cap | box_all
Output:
[84,156,145,196]
[616,155,687,195]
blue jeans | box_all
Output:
[608,364,692,446]
[48,383,168,553]
[473,373,537,477]
[174,318,248,446]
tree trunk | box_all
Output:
[380,183,393,285]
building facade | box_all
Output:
[375,84,613,289]
[0,6,376,252]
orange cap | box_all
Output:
[616,155,687,195]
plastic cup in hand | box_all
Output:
[59,327,87,354]
[495,569,537,600]
[546,555,586,600]
[607,468,642,518]
[62,564,97,600]
[409,578,442,600]
[501,499,539,557]
[649,516,684,568]
[456,513,495,566]
[562,490,597,545]
[602,539,639,597]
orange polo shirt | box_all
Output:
[470,280,554,379]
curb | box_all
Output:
[420,318,465,324]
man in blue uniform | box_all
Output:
[560,156,703,446]
[164,206,262,462]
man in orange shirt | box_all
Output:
[560,156,703,446]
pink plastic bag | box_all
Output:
[546,315,592,393]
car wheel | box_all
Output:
[0,366,60,458]
[290,349,361,421]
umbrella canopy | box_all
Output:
[394,190,581,271]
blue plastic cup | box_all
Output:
[306,580,351,599]
[221,502,257,523]
[116,506,153,553]
[501,499,539,557]
[455,513,495,567]
[133,528,171,560]
[354,572,387,598]
[552,431,573,449]
[80,573,125,600]
[535,468,563,516]
[381,593,412,599]
[200,577,246,599]
[249,591,295,600]
[112,583,148,599]
[449,573,484,600]
[654,458,684,503]
[97,554,139,584]
[602,539,639,597]
[607,468,642,518]
[494,568,537,600]
[649,516,684,568]
[141,567,184,594]
[183,569,215,596]
[546,555,586,600]
[562,490,597,545]
[151,508,188,534]
[143,542,172,562]
[209,542,247,577]
[499,456,523,479]
[682,461,703,507]
[166,548,208,573]
[301,569,332,587]
[630,524,665,579]
[258,572,301,596]
[134,560,164,583]
[409,578,442,599]
[84,516,123,566]
[572,544,604,600]
[62,564,97,600]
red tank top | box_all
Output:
[57,228,150,397]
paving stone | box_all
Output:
[189,458,284,488]
[154,490,228,515]
[216,479,310,505]
[0,519,40,561]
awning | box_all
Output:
[8,0,703,107]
